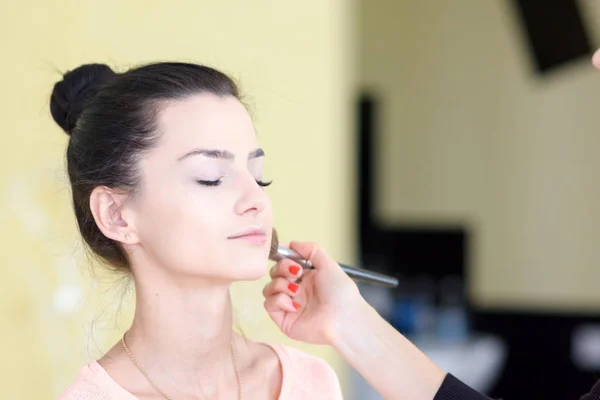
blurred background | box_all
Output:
[4,0,600,398]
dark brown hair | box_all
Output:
[50,62,240,270]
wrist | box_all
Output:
[326,296,377,348]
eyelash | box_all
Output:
[196,179,272,188]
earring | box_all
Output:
[124,233,130,241]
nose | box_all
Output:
[234,175,268,216]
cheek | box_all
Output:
[263,197,273,224]
[135,184,234,266]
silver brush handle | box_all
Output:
[339,263,399,288]
[275,246,399,288]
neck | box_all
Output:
[126,269,238,397]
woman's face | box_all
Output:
[127,93,273,283]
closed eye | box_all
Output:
[196,179,272,187]
[256,180,272,188]
[197,179,222,187]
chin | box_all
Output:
[224,241,271,281]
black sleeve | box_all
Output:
[433,374,492,400]
[581,378,600,400]
[434,373,600,400]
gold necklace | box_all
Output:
[121,333,243,400]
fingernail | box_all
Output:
[289,265,301,276]
[292,301,301,310]
[288,283,299,294]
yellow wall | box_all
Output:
[0,1,356,398]
[361,0,600,312]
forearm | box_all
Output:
[330,300,446,400]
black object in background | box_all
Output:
[511,0,592,73]
[356,95,467,283]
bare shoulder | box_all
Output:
[97,342,136,387]
[96,342,158,399]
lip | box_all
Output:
[228,227,268,245]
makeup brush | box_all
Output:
[268,228,399,288]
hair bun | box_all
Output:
[50,63,116,135]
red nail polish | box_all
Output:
[288,283,299,294]
[292,301,301,310]
[289,265,301,276]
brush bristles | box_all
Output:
[269,228,280,259]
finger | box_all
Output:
[288,241,337,271]
[269,258,303,280]
[593,48,600,70]
[263,278,301,298]
[263,293,300,314]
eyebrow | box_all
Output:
[177,148,265,161]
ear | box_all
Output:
[89,186,138,245]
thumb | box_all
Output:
[288,241,337,271]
